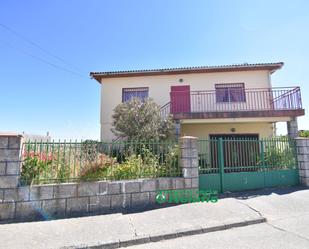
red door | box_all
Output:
[170,85,191,114]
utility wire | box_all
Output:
[0,22,86,76]
[0,39,87,78]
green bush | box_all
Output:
[79,154,118,181]
[299,130,309,138]
[21,152,53,185]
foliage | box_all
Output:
[21,151,53,185]
[257,141,296,169]
[79,153,118,181]
[79,145,180,181]
[111,98,175,141]
[299,130,309,138]
[81,140,99,162]
[21,140,180,185]
[112,154,158,180]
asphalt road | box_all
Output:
[127,187,309,249]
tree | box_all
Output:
[111,98,175,141]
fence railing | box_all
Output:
[21,140,180,185]
[160,87,302,119]
[198,137,297,174]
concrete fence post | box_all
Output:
[295,137,309,186]
[179,136,199,190]
[0,134,23,189]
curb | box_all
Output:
[72,217,266,249]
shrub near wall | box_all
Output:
[21,140,181,184]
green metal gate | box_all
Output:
[198,137,299,192]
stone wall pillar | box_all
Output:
[179,136,199,189]
[295,138,309,186]
[0,134,23,189]
[287,118,298,138]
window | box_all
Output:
[215,83,246,102]
[122,87,149,102]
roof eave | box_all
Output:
[90,62,284,83]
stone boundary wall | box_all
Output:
[0,135,198,222]
[0,178,194,221]
[295,138,309,186]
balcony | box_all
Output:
[160,87,304,120]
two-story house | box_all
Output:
[90,62,304,142]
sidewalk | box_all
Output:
[0,197,265,249]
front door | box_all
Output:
[170,85,191,114]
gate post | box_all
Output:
[0,134,23,189]
[295,138,309,186]
[218,138,225,193]
[179,136,199,190]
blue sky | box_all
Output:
[0,0,308,139]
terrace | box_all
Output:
[160,86,304,120]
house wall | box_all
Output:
[100,70,271,141]
[180,122,274,139]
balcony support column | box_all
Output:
[175,120,181,139]
[287,117,298,138]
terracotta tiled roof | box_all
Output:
[90,62,283,82]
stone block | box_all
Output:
[191,158,198,168]
[53,183,77,198]
[0,176,19,188]
[184,179,192,188]
[296,138,309,147]
[0,162,6,175]
[180,158,191,168]
[107,182,121,194]
[6,162,20,175]
[122,181,140,193]
[4,187,29,202]
[182,168,198,178]
[158,178,172,190]
[8,137,22,149]
[0,137,9,149]
[300,177,309,187]
[41,199,66,217]
[298,146,309,155]
[0,202,15,220]
[15,201,41,219]
[299,170,309,178]
[0,149,20,162]
[141,179,157,192]
[30,185,54,200]
[297,154,309,162]
[89,195,111,212]
[77,182,99,197]
[66,197,89,214]
[131,192,149,206]
[298,162,309,170]
[179,138,192,149]
[111,194,130,209]
[149,191,158,204]
[191,178,199,188]
[180,148,191,158]
[173,178,185,189]
[99,181,108,194]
